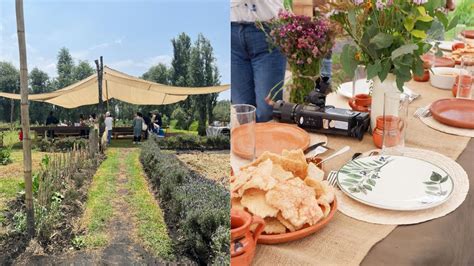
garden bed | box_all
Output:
[155,134,229,151]
[140,139,230,265]
[0,146,104,264]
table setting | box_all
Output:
[230,1,473,266]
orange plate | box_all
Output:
[430,99,474,129]
[257,198,337,244]
[462,30,474,39]
[421,54,455,68]
[232,122,310,160]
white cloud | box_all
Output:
[71,37,125,60]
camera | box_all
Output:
[273,77,370,140]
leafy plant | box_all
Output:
[0,146,12,165]
[327,0,458,90]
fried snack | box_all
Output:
[241,189,279,218]
[319,180,335,204]
[277,213,297,232]
[239,160,277,195]
[263,217,287,234]
[266,179,323,228]
[318,199,331,217]
[242,151,308,178]
[271,164,294,181]
[307,162,324,181]
[231,197,244,211]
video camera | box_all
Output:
[273,77,370,140]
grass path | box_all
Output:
[75,148,173,263]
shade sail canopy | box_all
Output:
[0,66,229,108]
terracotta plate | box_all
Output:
[231,122,310,160]
[421,54,455,68]
[462,30,474,39]
[257,198,337,244]
[430,99,474,129]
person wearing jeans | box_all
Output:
[231,0,286,122]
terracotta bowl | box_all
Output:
[452,42,465,51]
[257,198,338,244]
[413,69,430,82]
[348,94,371,112]
[421,54,456,68]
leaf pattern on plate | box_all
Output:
[423,171,449,197]
[338,156,393,195]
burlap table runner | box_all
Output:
[252,80,471,265]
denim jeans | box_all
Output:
[231,22,287,122]
[107,130,112,144]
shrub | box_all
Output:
[0,146,12,165]
[155,134,229,150]
[212,100,230,123]
[36,137,87,152]
[171,107,189,130]
[140,140,230,265]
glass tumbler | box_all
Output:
[454,24,467,42]
[352,65,368,97]
[456,56,474,100]
[231,104,256,161]
[381,92,409,155]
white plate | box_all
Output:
[337,155,454,211]
[336,80,413,99]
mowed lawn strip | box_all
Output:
[125,149,174,260]
[80,149,119,247]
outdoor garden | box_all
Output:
[0,31,231,265]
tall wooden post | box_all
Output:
[94,57,105,151]
[15,0,35,237]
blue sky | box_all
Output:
[0,0,230,100]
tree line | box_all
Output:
[0,32,230,136]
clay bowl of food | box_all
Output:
[231,149,337,245]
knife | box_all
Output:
[304,142,328,155]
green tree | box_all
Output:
[0,62,20,123]
[213,100,230,123]
[188,34,220,136]
[141,63,173,119]
[73,60,94,81]
[56,47,75,88]
[171,33,191,87]
[29,67,52,124]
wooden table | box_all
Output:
[363,138,474,265]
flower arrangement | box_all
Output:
[326,0,458,90]
[261,11,336,103]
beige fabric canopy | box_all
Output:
[0,66,229,108]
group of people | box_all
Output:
[45,110,163,144]
[131,112,163,144]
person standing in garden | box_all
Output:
[104,111,113,144]
[132,112,144,144]
[231,0,287,122]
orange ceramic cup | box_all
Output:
[231,209,265,266]
[373,115,401,148]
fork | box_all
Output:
[326,170,339,187]
[413,106,431,118]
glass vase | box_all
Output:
[289,59,321,104]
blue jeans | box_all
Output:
[231,22,286,122]
[107,130,112,144]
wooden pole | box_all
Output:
[94,57,105,151]
[15,0,35,237]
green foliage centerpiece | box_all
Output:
[327,0,457,128]
[262,11,336,104]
